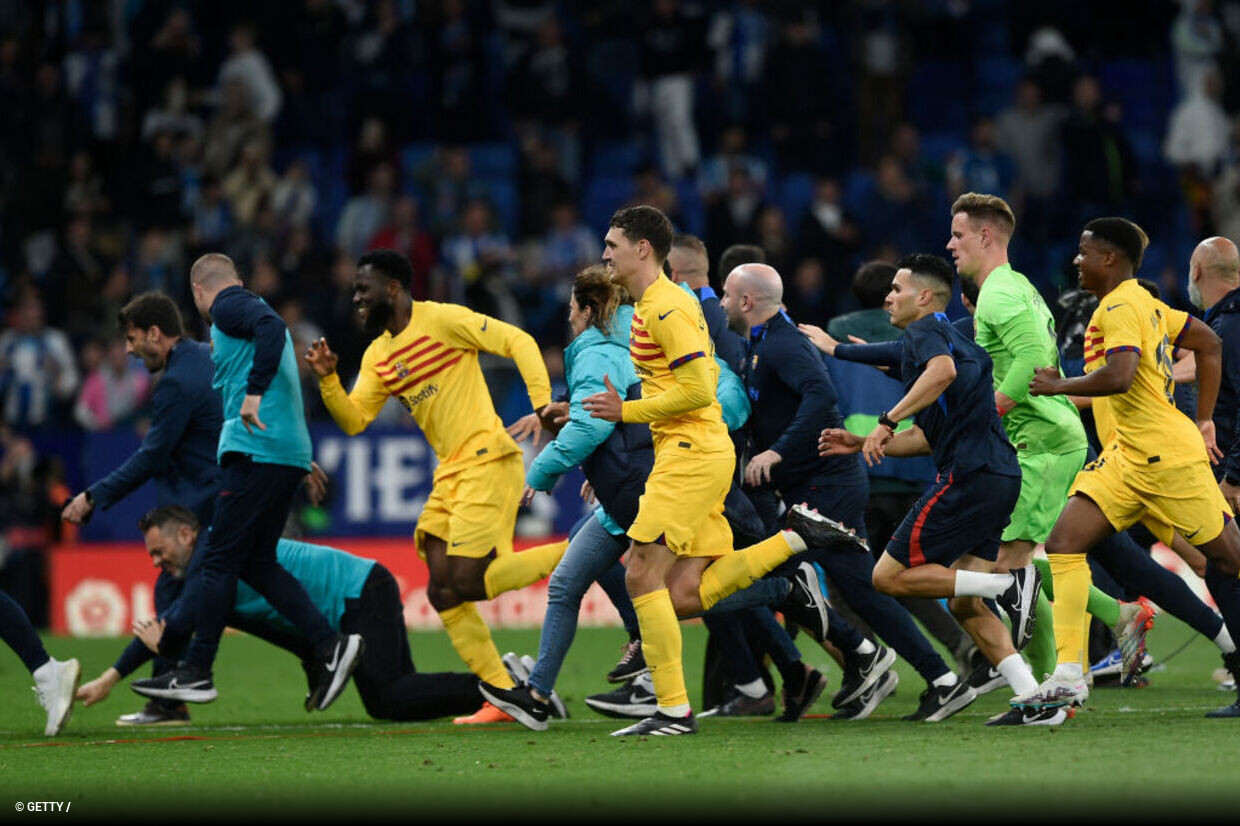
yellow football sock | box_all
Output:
[632,589,689,710]
[438,602,511,688]
[1047,553,1092,666]
[483,539,569,600]
[697,533,796,611]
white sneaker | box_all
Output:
[1010,670,1089,710]
[33,657,81,736]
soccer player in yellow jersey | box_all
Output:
[1020,217,1240,711]
[583,206,866,736]
[304,249,567,724]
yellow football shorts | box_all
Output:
[415,450,524,559]
[627,447,734,557]
[1069,446,1233,547]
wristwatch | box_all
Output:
[877,411,899,431]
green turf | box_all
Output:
[3,616,1239,820]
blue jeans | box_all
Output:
[528,513,632,697]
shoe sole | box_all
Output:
[847,670,900,721]
[789,505,869,553]
[317,635,364,711]
[584,697,658,719]
[132,685,218,704]
[833,647,897,708]
[478,684,549,731]
[607,666,650,684]
[610,718,697,736]
[778,672,830,722]
[924,685,978,722]
[45,660,82,736]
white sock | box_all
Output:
[997,653,1039,695]
[932,671,958,688]
[953,570,1013,599]
[854,639,876,656]
[782,529,807,553]
[659,702,691,717]
[1215,624,1236,654]
[735,678,767,699]
[1053,662,1084,681]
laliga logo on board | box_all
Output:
[64,579,127,636]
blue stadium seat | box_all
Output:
[400,142,436,184]
[777,172,816,226]
[483,177,518,237]
[673,178,704,238]
[843,169,876,213]
[471,142,518,178]
[588,140,647,178]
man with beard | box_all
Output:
[304,248,565,724]
[61,291,222,726]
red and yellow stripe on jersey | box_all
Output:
[620,274,731,455]
[319,301,552,471]
[1082,278,1206,467]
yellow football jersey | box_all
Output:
[620,274,731,455]
[1083,279,1205,467]
[319,301,552,469]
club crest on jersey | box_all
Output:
[393,360,410,379]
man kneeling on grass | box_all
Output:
[77,506,485,723]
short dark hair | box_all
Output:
[357,248,413,290]
[960,275,980,306]
[117,292,184,338]
[898,253,956,303]
[138,505,200,534]
[717,244,766,282]
[610,205,675,262]
[1083,217,1149,271]
[852,261,898,308]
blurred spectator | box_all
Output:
[705,165,766,263]
[1023,25,1080,106]
[44,215,111,340]
[857,154,926,259]
[129,6,202,119]
[764,10,842,175]
[62,148,110,220]
[1166,66,1231,234]
[1061,74,1138,224]
[271,158,319,232]
[221,138,277,228]
[507,14,584,183]
[62,25,120,144]
[73,337,150,432]
[440,198,517,320]
[0,290,79,429]
[413,144,492,237]
[216,21,282,125]
[852,0,910,166]
[335,161,397,259]
[280,295,329,421]
[347,116,401,197]
[755,204,793,276]
[202,77,271,180]
[367,195,436,300]
[945,116,1015,202]
[129,229,185,307]
[782,256,833,325]
[1211,116,1240,242]
[796,176,861,283]
[698,123,769,207]
[188,176,235,255]
[518,135,574,237]
[995,77,1067,244]
[887,121,937,197]
[1171,0,1225,98]
[141,76,204,145]
[349,0,416,142]
[638,0,706,178]
[0,425,64,625]
[706,0,771,130]
[278,0,347,149]
[427,0,489,142]
[539,201,601,282]
[626,164,683,228]
[132,129,185,232]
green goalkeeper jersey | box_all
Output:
[973,264,1088,455]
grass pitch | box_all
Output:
[3,616,1240,822]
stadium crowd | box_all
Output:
[6,0,1240,734]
